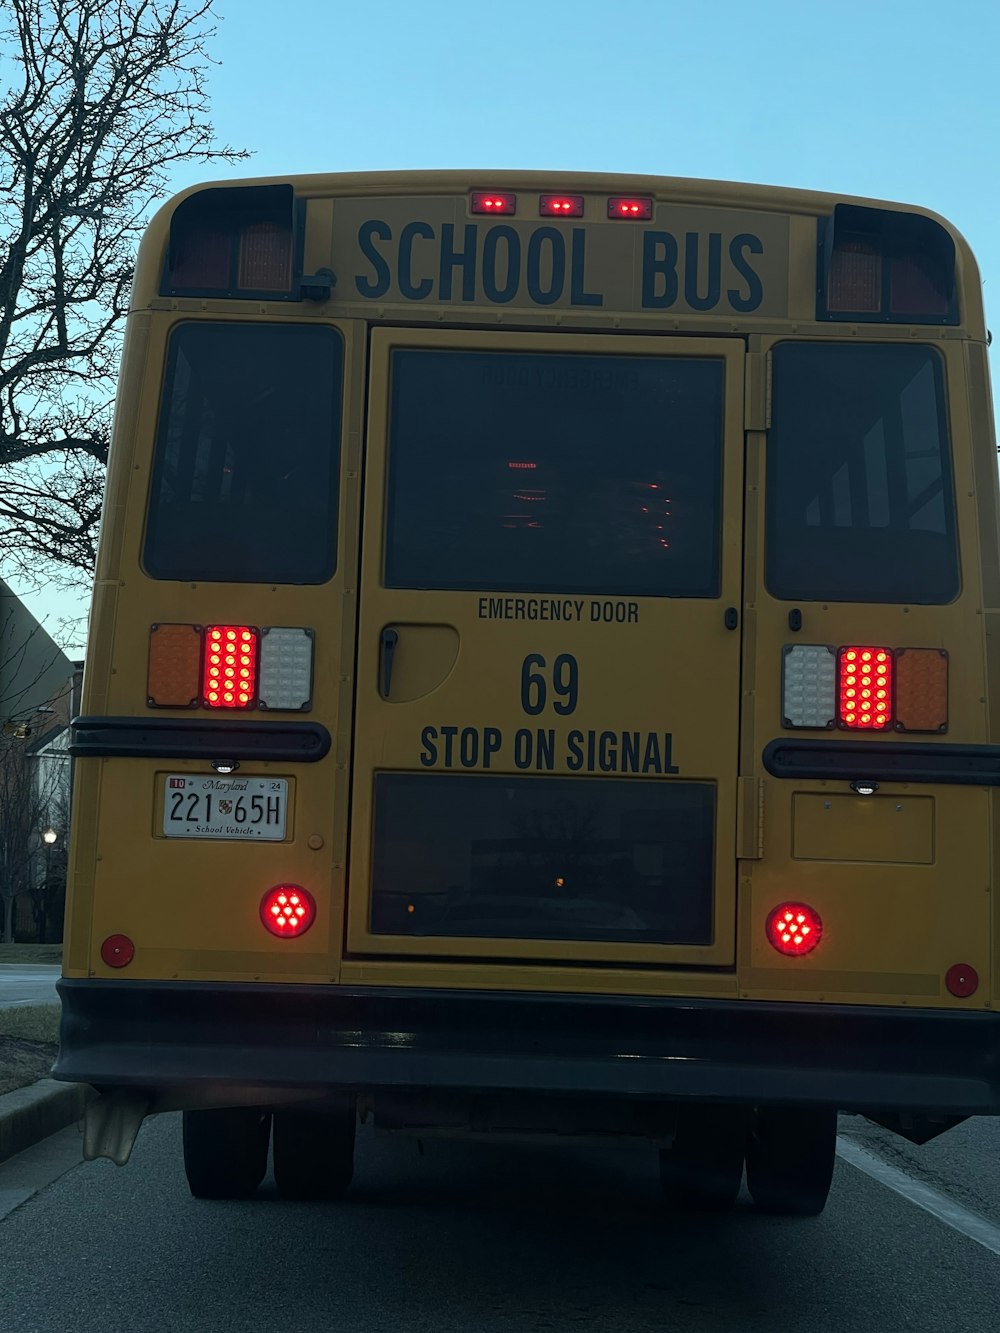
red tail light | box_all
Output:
[202,625,259,709]
[837,646,892,730]
[260,885,316,937]
[766,903,823,956]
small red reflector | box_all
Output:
[101,934,135,968]
[260,885,316,937]
[945,963,979,998]
[471,191,516,215]
[202,625,259,709]
[607,196,653,220]
[838,646,893,730]
[766,903,823,957]
[539,194,584,218]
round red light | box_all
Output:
[101,934,135,968]
[260,885,316,938]
[765,902,823,956]
[945,963,979,998]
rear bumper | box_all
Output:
[54,978,1000,1116]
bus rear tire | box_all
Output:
[658,1105,748,1214]
[745,1107,837,1216]
[182,1107,271,1200]
[272,1102,356,1201]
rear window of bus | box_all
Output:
[766,342,958,603]
[143,323,343,583]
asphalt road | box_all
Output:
[1,1113,998,1332]
[0,964,61,1009]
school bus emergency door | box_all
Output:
[347,329,746,975]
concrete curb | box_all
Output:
[0,1079,96,1165]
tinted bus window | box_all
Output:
[144,323,343,583]
[370,773,715,945]
[384,350,725,597]
[766,343,958,603]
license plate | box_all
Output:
[163,776,288,840]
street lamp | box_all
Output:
[41,826,58,891]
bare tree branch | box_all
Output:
[0,0,249,574]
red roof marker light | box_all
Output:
[608,196,653,220]
[540,194,584,218]
[471,192,516,215]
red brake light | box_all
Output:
[766,903,822,957]
[607,196,653,220]
[470,191,516,215]
[260,885,316,937]
[202,625,259,709]
[837,646,893,730]
[539,194,584,218]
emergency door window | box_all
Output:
[383,350,725,597]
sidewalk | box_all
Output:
[0,1079,94,1165]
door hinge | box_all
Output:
[744,351,771,431]
[737,776,764,859]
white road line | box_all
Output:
[836,1135,1000,1258]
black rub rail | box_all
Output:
[69,716,331,763]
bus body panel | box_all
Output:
[55,172,1000,1139]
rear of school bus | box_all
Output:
[55,171,1000,1213]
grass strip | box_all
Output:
[0,1004,60,1096]
[0,945,63,964]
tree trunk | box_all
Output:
[2,891,14,944]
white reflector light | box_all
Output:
[782,645,836,729]
[258,627,314,710]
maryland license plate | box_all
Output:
[162,776,288,840]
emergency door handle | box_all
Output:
[379,627,399,699]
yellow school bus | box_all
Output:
[55,171,1000,1214]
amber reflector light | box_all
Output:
[147,623,202,707]
[202,625,259,708]
[101,934,135,968]
[894,648,948,732]
[766,903,823,957]
[838,646,892,729]
[260,885,316,937]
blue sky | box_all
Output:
[11,0,1000,641]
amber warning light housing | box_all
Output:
[818,203,956,324]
